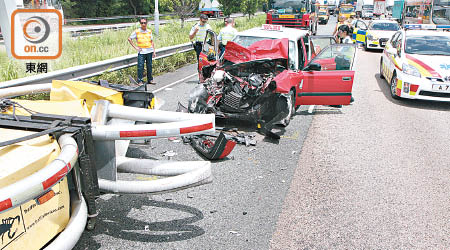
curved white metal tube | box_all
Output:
[117,156,209,176]
[92,116,215,140]
[44,196,87,250]
[0,134,78,213]
[0,83,51,98]
[107,103,215,123]
[98,160,212,194]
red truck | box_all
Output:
[266,0,318,35]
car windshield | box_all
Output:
[405,35,450,55]
[319,11,327,15]
[340,7,354,13]
[369,22,399,31]
[233,35,275,47]
[231,35,297,69]
[271,0,306,14]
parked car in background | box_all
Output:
[352,19,400,50]
[380,24,450,101]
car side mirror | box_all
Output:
[304,62,321,71]
[386,47,397,56]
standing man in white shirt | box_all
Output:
[218,17,237,58]
[189,14,212,64]
[128,17,156,85]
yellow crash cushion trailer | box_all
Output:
[0,92,95,250]
[0,79,154,249]
[0,129,69,250]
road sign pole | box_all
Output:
[155,0,159,36]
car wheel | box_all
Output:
[390,74,400,99]
[379,59,385,79]
[280,90,295,127]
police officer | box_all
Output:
[189,14,212,62]
[218,17,237,58]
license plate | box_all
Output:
[381,42,386,46]
[279,15,294,18]
[432,84,450,92]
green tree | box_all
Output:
[59,0,76,18]
[171,0,201,28]
[241,0,262,19]
[159,0,175,12]
[219,0,240,17]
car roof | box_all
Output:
[370,19,398,24]
[405,29,450,37]
[235,27,309,41]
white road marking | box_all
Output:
[153,73,198,94]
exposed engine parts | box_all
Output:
[188,59,292,139]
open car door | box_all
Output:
[352,20,368,45]
[199,30,219,73]
[298,44,357,105]
[309,35,336,59]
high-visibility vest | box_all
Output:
[194,24,210,42]
[220,27,236,45]
[136,29,152,48]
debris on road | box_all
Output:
[184,132,237,160]
[162,150,177,157]
[168,137,181,143]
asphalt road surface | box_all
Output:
[74,16,450,249]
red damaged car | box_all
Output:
[188,26,357,138]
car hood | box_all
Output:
[223,38,289,64]
[368,30,397,39]
[406,54,450,79]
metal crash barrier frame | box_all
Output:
[90,100,216,194]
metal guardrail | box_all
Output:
[65,14,177,23]
[0,43,194,89]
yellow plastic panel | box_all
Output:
[50,80,123,112]
[2,99,90,117]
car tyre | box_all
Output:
[390,74,400,100]
[281,89,295,127]
[380,59,385,79]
